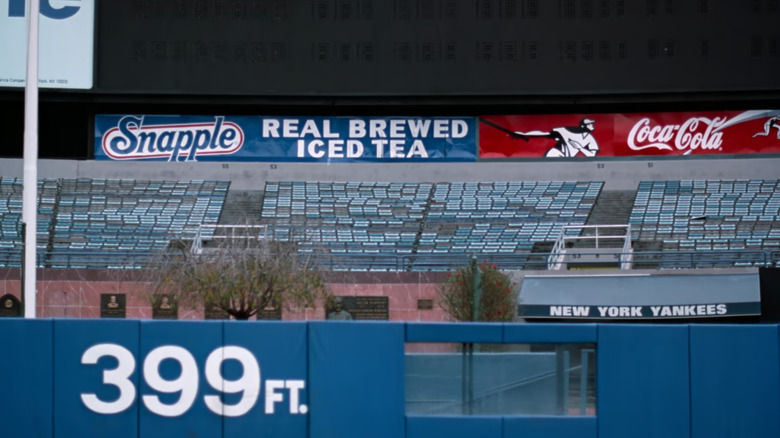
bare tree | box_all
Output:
[438,260,518,322]
[145,225,329,320]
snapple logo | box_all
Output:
[102,116,245,162]
[7,0,82,19]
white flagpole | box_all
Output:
[23,0,40,318]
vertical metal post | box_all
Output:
[20,223,26,315]
[471,255,481,321]
[467,343,474,415]
[471,255,482,364]
[555,346,570,415]
[595,226,600,249]
[461,342,471,415]
[563,350,570,414]
[580,349,590,415]
[23,0,41,318]
[461,343,466,414]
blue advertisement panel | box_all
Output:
[598,325,690,438]
[53,319,140,438]
[690,325,780,438]
[4,321,780,437]
[0,319,53,438]
[222,322,308,438]
[43,320,312,438]
[309,322,405,438]
[94,115,477,163]
[138,320,224,438]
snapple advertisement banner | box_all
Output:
[94,115,477,162]
[96,111,780,162]
[480,110,780,158]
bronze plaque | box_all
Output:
[101,294,126,318]
[152,294,178,320]
[0,294,21,317]
[257,298,282,320]
[204,300,229,320]
[417,299,434,310]
[327,296,388,321]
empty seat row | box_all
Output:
[631,180,780,256]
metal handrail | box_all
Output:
[0,247,774,272]
[315,249,772,272]
[548,225,633,270]
[189,224,268,254]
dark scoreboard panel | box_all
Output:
[95,0,780,96]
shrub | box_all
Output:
[438,260,518,322]
[145,229,329,320]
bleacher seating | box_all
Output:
[260,180,603,271]
[0,178,52,258]
[0,178,230,268]
[259,181,429,270]
[420,181,602,256]
[0,178,24,254]
[2,177,779,271]
[629,179,780,266]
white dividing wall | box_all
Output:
[0,156,778,190]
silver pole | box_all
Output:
[23,0,40,318]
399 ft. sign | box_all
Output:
[80,343,307,418]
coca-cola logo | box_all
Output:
[627,117,727,154]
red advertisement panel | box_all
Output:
[479,110,780,158]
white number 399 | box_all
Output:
[79,343,304,417]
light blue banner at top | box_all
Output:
[94,115,477,162]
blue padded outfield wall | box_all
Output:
[1,320,779,438]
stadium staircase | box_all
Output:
[41,179,62,267]
[527,241,555,270]
[583,190,636,228]
[407,187,436,269]
[219,190,265,225]
[561,189,643,266]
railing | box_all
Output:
[316,249,777,272]
[0,247,776,272]
[189,224,268,254]
[548,225,633,270]
[772,250,780,266]
[0,247,151,269]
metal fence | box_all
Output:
[0,247,777,272]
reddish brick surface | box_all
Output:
[7,269,450,321]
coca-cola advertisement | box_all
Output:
[479,110,780,158]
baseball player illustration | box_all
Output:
[480,117,600,158]
[512,118,600,157]
[752,116,780,140]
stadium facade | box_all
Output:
[1,2,780,437]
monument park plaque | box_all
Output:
[204,300,230,320]
[257,298,282,320]
[152,294,178,320]
[0,294,21,317]
[326,296,389,320]
[417,299,434,310]
[101,293,126,318]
